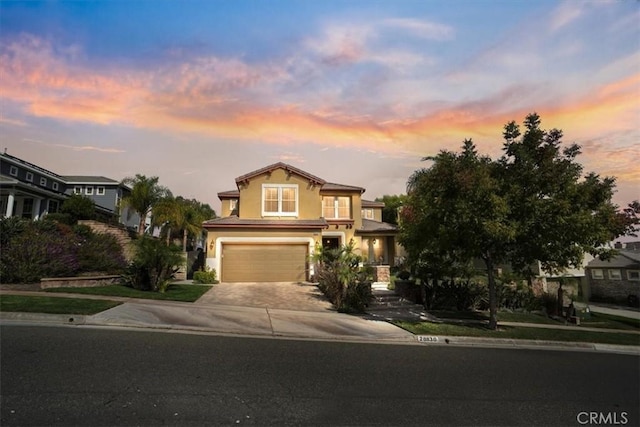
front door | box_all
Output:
[322,237,340,250]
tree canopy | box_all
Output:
[374,194,407,225]
[121,175,171,236]
[400,113,639,330]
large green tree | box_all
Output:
[374,194,407,224]
[400,114,639,330]
[121,175,171,236]
[152,196,216,251]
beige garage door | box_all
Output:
[221,243,308,282]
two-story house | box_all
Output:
[585,242,640,305]
[203,162,398,283]
[0,152,140,229]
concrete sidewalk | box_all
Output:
[1,287,639,354]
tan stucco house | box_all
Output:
[203,162,398,282]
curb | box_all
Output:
[2,312,640,354]
[415,334,640,355]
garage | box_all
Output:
[221,243,308,282]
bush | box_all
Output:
[193,268,218,284]
[424,279,486,311]
[60,194,95,223]
[123,237,184,292]
[397,270,411,280]
[1,223,80,283]
[77,232,127,274]
[312,240,372,312]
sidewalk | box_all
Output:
[1,286,639,355]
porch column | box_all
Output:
[5,191,15,218]
[368,237,375,264]
[33,197,42,220]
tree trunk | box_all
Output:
[165,226,172,246]
[138,217,146,236]
[485,257,498,330]
[182,229,188,252]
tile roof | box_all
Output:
[356,219,398,234]
[361,199,385,208]
[218,190,240,198]
[235,162,326,186]
[203,216,328,229]
[62,176,119,184]
[586,250,640,268]
[320,182,365,193]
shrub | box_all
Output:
[193,268,218,284]
[312,240,372,312]
[397,270,411,280]
[60,194,95,223]
[1,224,80,283]
[123,237,184,292]
[76,232,127,274]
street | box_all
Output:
[1,325,638,426]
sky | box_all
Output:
[1,0,638,215]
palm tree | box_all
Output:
[121,175,171,236]
[151,196,181,245]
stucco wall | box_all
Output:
[238,169,322,219]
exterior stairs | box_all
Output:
[78,220,135,261]
[367,286,437,322]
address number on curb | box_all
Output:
[418,336,439,343]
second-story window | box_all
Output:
[361,208,374,219]
[26,172,34,182]
[40,177,47,187]
[85,186,94,195]
[323,196,350,219]
[96,187,105,195]
[262,184,298,216]
[229,199,238,212]
[52,182,59,191]
[9,166,18,177]
[74,186,82,195]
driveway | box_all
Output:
[196,282,335,312]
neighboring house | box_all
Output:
[0,152,140,229]
[62,175,140,229]
[203,162,398,283]
[585,243,640,304]
[1,152,68,220]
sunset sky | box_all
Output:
[1,0,638,213]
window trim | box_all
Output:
[26,172,34,182]
[39,177,47,186]
[591,269,604,279]
[261,184,298,217]
[52,182,59,191]
[85,186,94,195]
[96,186,105,195]
[323,196,351,219]
[9,166,18,177]
[627,270,640,281]
[608,269,622,280]
[74,186,82,195]
[229,199,238,211]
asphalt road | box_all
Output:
[1,325,638,426]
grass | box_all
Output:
[0,295,121,315]
[426,310,640,330]
[395,320,640,347]
[44,284,212,302]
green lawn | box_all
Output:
[44,284,212,302]
[427,310,640,330]
[395,320,640,347]
[1,295,121,315]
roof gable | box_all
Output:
[235,162,326,186]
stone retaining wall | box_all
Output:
[40,275,122,289]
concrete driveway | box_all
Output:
[196,282,335,312]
